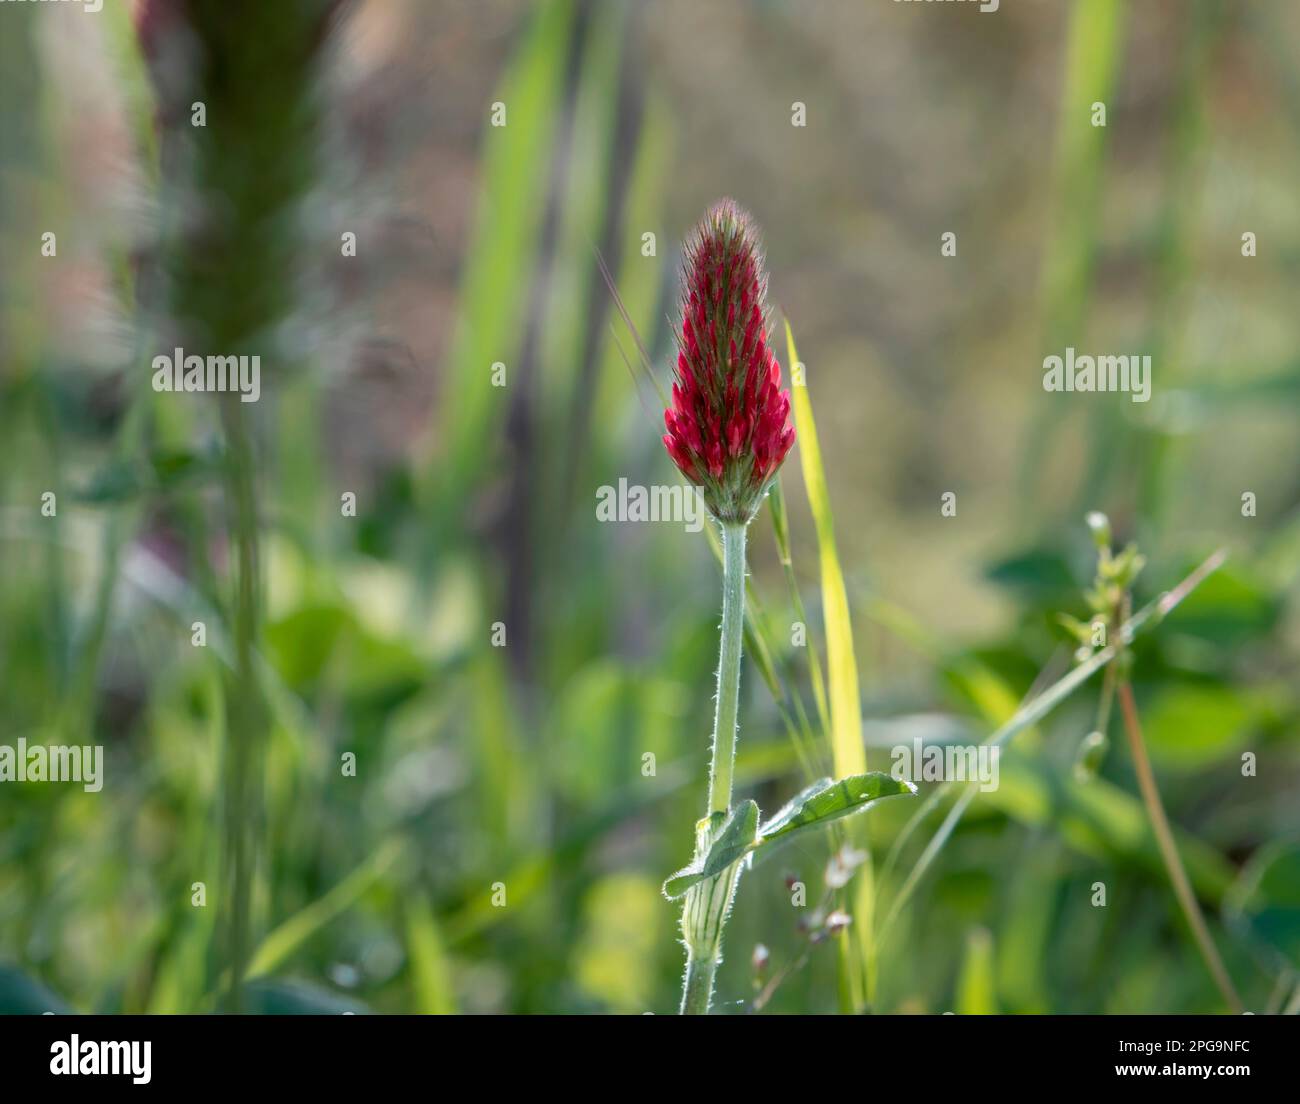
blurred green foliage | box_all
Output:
[0,0,1297,1015]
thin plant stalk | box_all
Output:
[218,393,264,1013]
[680,519,747,1015]
[1117,679,1243,1013]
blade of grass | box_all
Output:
[428,0,573,498]
[784,320,865,782]
[245,838,404,980]
[1022,0,1128,508]
[955,927,997,1015]
[783,319,874,1010]
[405,892,457,1015]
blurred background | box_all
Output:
[1,0,1297,1014]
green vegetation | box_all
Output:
[0,0,1296,1015]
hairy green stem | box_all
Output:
[707,521,747,815]
[681,952,718,1016]
[679,519,748,1015]
[1118,679,1242,1013]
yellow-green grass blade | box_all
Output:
[406,892,457,1015]
[430,0,572,494]
[1023,0,1128,508]
[784,320,865,780]
[784,319,874,1009]
[246,838,404,979]
[955,927,997,1015]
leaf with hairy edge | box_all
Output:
[758,776,833,837]
[662,867,705,900]
[753,773,916,862]
[662,800,760,900]
[664,778,915,898]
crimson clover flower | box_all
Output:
[662,200,794,523]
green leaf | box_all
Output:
[785,321,864,781]
[985,547,1078,603]
[1161,562,1280,647]
[1141,684,1256,770]
[785,318,879,1012]
[754,773,916,860]
[662,801,760,900]
[662,866,704,900]
[1225,839,1300,970]
[758,776,833,837]
[702,799,759,874]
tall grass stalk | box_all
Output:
[1117,680,1243,1012]
[135,0,342,1010]
[217,393,263,1012]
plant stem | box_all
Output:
[707,521,747,816]
[681,952,718,1016]
[679,519,748,1015]
[218,393,264,1013]
[1117,679,1242,1012]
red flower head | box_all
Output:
[663,200,794,523]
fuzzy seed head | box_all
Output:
[662,199,794,523]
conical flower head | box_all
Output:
[663,200,794,523]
